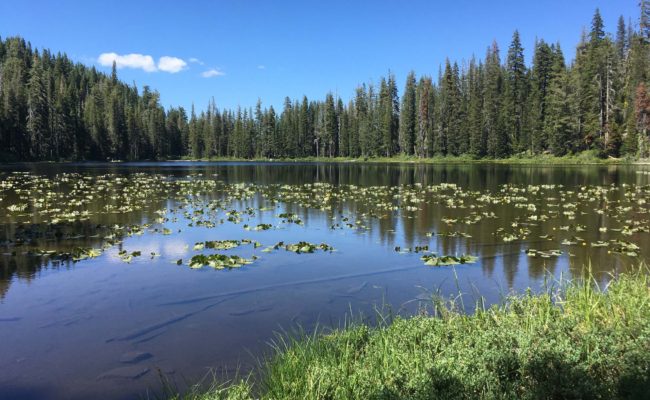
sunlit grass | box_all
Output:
[168,265,650,400]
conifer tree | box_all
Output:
[484,41,507,157]
[399,71,416,155]
[505,30,527,153]
[635,82,650,156]
[468,59,486,157]
[545,46,573,155]
[323,92,338,157]
[529,40,554,153]
[338,98,350,157]
[27,54,49,159]
[415,76,435,158]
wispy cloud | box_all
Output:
[158,56,187,73]
[201,68,225,78]
[257,65,266,70]
[98,53,188,73]
[98,52,157,72]
[188,57,204,65]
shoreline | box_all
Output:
[5,153,650,166]
[177,155,638,165]
[171,267,650,400]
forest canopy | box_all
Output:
[1,7,649,162]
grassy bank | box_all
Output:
[173,268,650,400]
[179,150,645,165]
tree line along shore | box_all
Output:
[2,8,650,163]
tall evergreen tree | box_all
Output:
[399,71,417,155]
[529,40,554,153]
[484,41,507,157]
[635,82,650,156]
[641,0,650,41]
[26,53,49,159]
[504,30,527,153]
[322,92,337,157]
[616,16,628,59]
[468,59,486,157]
[378,75,399,157]
[545,45,573,155]
[415,76,435,158]
[188,104,201,158]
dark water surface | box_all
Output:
[1,161,649,399]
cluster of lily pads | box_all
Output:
[4,171,650,274]
[420,254,478,267]
[393,245,478,266]
[193,239,262,251]
[188,253,257,269]
[26,246,103,262]
[526,249,562,258]
[268,241,335,254]
[181,240,336,270]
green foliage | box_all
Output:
[1,5,649,162]
[439,61,463,156]
[505,30,528,153]
[179,268,650,400]
[484,42,507,158]
[399,71,417,155]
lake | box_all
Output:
[1,161,649,400]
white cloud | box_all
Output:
[98,52,157,72]
[201,68,225,78]
[97,53,190,74]
[188,57,204,65]
[158,56,187,73]
[257,65,266,69]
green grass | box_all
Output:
[178,150,642,165]
[169,267,650,400]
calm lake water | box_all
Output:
[1,161,649,400]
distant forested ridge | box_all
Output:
[1,7,650,162]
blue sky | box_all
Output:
[0,0,640,112]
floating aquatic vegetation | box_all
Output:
[420,254,478,266]
[271,241,334,254]
[241,239,263,248]
[193,239,262,251]
[609,240,640,257]
[3,171,650,273]
[226,210,243,224]
[188,254,257,269]
[495,226,531,243]
[29,247,108,262]
[118,250,141,263]
[428,231,472,238]
[79,247,103,258]
[204,240,241,250]
[525,249,562,258]
[590,241,609,247]
[561,236,585,246]
[278,213,303,225]
[244,223,272,231]
[7,203,28,212]
[394,245,429,253]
